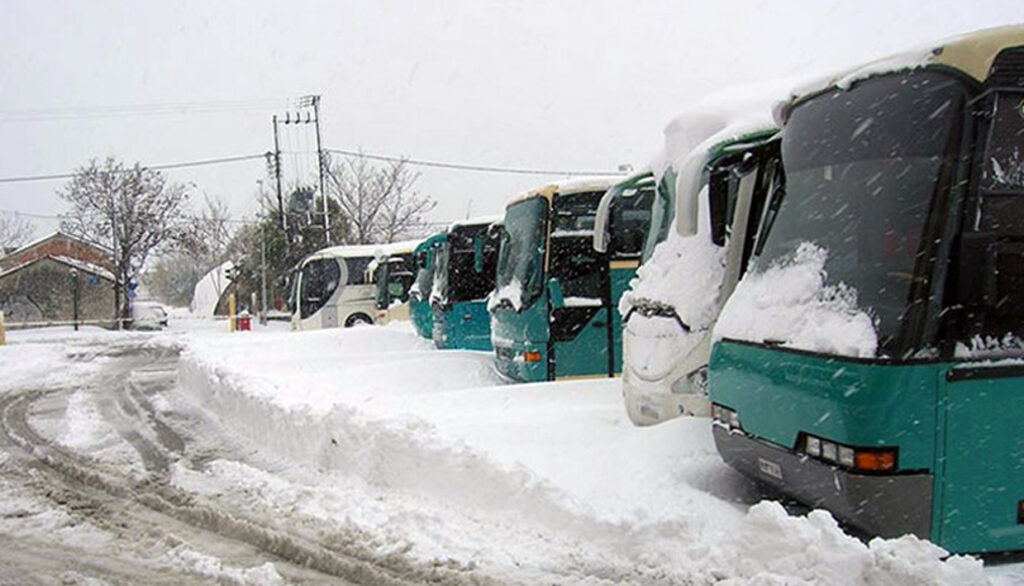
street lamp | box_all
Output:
[69,267,80,331]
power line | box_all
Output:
[0,98,292,122]
[0,153,267,184]
[327,148,625,177]
[0,148,626,186]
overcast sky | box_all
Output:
[1,1,1020,239]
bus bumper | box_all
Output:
[494,342,548,382]
[713,425,933,540]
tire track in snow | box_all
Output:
[0,342,491,586]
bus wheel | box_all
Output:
[345,313,373,327]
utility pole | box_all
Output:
[311,95,329,246]
[272,115,287,237]
[280,95,330,247]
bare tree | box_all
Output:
[59,158,193,326]
[0,212,36,253]
[324,153,435,244]
[146,195,235,308]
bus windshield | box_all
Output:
[755,70,968,355]
[432,244,450,304]
[494,197,547,310]
[412,249,434,302]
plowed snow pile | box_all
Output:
[177,322,992,585]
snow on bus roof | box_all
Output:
[503,176,622,208]
[306,239,422,269]
[652,78,796,178]
[776,24,1024,124]
[449,214,503,231]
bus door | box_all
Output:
[938,82,1024,552]
[547,191,611,380]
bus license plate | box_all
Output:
[758,457,783,480]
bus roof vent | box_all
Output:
[988,46,1024,87]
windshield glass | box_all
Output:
[550,190,606,298]
[432,243,451,304]
[299,257,341,319]
[442,224,499,304]
[375,263,389,309]
[643,168,677,262]
[755,70,968,355]
[494,197,548,310]
[412,248,435,302]
[608,175,655,259]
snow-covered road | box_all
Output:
[0,318,1020,585]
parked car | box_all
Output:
[131,300,168,330]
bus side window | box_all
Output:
[609,183,655,258]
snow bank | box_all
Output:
[173,322,991,584]
[715,242,878,358]
[709,501,986,586]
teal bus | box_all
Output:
[431,216,502,350]
[708,26,1024,553]
[490,177,651,382]
[409,232,446,339]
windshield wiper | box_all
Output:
[625,298,693,333]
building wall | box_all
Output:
[0,234,113,273]
[0,258,116,328]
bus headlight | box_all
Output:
[711,404,742,430]
[800,432,897,472]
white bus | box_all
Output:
[291,244,382,330]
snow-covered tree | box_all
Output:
[59,158,193,326]
[0,212,35,253]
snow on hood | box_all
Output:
[620,186,723,329]
[487,278,524,312]
[714,242,878,358]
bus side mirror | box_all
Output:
[547,278,565,309]
[593,187,614,253]
[473,236,485,272]
[959,232,997,308]
[674,150,711,237]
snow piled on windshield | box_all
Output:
[164,320,986,584]
[487,278,524,311]
[715,242,879,358]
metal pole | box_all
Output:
[71,269,80,331]
[312,95,330,246]
[273,115,289,243]
[260,221,268,325]
[0,310,6,346]
[111,197,121,330]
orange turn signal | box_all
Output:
[523,351,542,363]
[855,450,896,472]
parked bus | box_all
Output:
[490,176,638,382]
[291,244,381,330]
[602,124,781,425]
[708,26,1024,553]
[409,232,446,339]
[368,240,419,326]
[431,215,502,350]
